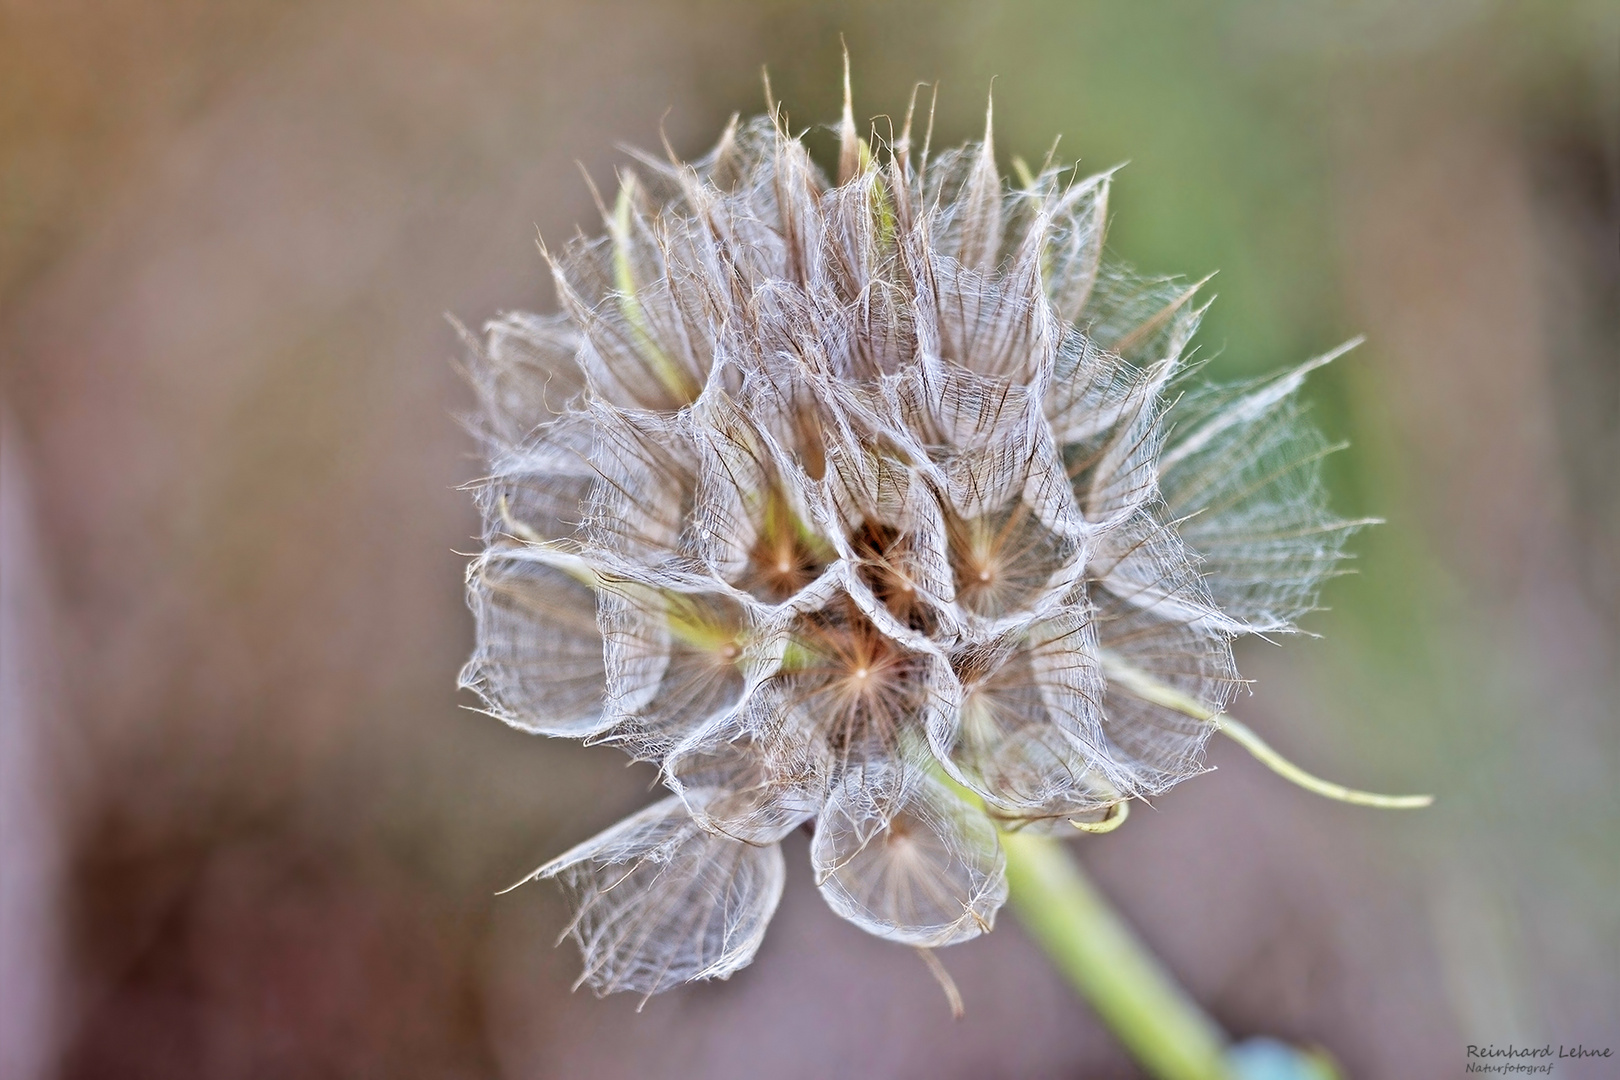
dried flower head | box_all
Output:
[459,82,1365,998]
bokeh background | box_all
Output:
[2,2,1615,1077]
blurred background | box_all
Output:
[2,1,1614,1077]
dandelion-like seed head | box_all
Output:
[460,75,1366,998]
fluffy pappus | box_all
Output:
[459,78,1367,999]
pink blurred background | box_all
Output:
[2,2,1614,1077]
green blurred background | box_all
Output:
[2,2,1614,1077]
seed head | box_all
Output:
[460,84,1364,998]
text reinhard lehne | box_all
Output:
[1467,1045,1612,1060]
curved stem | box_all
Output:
[1001,830,1233,1080]
[1213,715,1432,809]
[1099,652,1433,809]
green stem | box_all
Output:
[1099,652,1433,809]
[1000,830,1233,1080]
